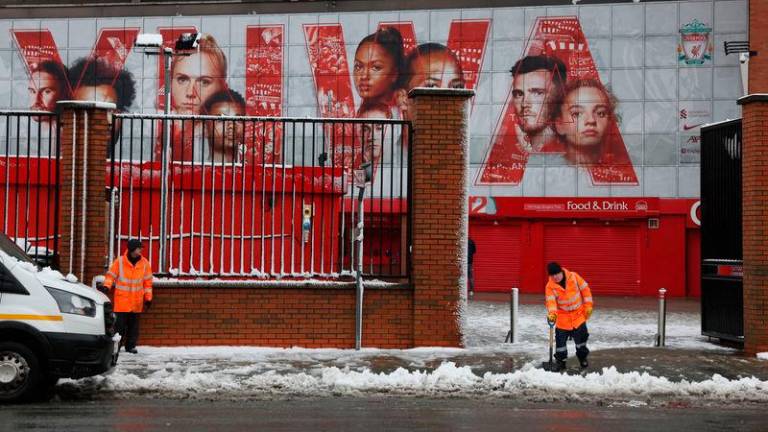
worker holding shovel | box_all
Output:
[544,262,594,372]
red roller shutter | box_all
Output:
[544,223,641,296]
[469,223,522,293]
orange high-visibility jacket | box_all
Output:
[545,268,594,330]
[103,253,153,313]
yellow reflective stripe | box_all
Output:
[579,282,589,291]
[115,285,145,293]
[583,297,593,303]
[118,276,144,285]
[545,295,556,301]
[557,293,581,305]
[0,314,63,321]
[560,302,583,311]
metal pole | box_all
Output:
[107,187,118,266]
[354,185,365,350]
[505,287,519,343]
[656,287,667,347]
[158,47,172,273]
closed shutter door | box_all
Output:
[470,223,522,293]
[544,223,641,296]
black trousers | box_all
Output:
[468,264,475,293]
[554,323,589,361]
[116,312,141,350]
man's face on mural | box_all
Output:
[359,107,389,164]
[172,52,225,115]
[556,85,611,150]
[207,101,245,156]
[353,41,398,102]
[73,84,118,107]
[28,71,61,112]
[512,69,556,135]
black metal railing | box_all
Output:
[0,110,60,266]
[109,113,411,279]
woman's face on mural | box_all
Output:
[354,41,398,101]
[406,52,464,90]
[172,52,225,114]
[28,71,60,112]
[556,86,611,149]
[512,69,555,134]
[397,51,464,120]
[207,101,245,154]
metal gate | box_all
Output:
[108,113,412,279]
[0,110,60,266]
[700,118,743,343]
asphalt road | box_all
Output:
[1,397,765,432]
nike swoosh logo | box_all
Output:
[683,123,703,131]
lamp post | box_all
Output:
[134,32,199,272]
[354,162,372,350]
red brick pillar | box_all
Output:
[738,94,768,355]
[408,88,474,347]
[56,101,115,285]
[749,0,768,93]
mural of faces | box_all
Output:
[405,50,463,90]
[171,51,226,115]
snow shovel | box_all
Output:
[542,319,556,371]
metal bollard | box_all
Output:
[504,288,519,343]
[656,288,667,347]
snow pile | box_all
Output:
[67,361,768,404]
[758,353,768,361]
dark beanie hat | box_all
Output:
[127,239,143,252]
[547,262,562,276]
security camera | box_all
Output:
[175,33,201,51]
[739,52,750,64]
[135,33,164,48]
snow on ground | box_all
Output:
[464,299,719,351]
[57,297,765,404]
[759,353,768,361]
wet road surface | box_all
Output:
[2,397,766,432]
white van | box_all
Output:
[0,233,119,403]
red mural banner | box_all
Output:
[303,23,358,174]
[246,25,285,163]
[477,16,638,186]
[446,20,490,91]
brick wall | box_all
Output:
[57,102,112,285]
[749,0,768,93]
[738,95,768,355]
[56,88,474,348]
[140,284,413,348]
[408,88,474,347]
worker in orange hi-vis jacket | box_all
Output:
[100,239,153,354]
[544,262,594,372]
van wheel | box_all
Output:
[0,342,42,403]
